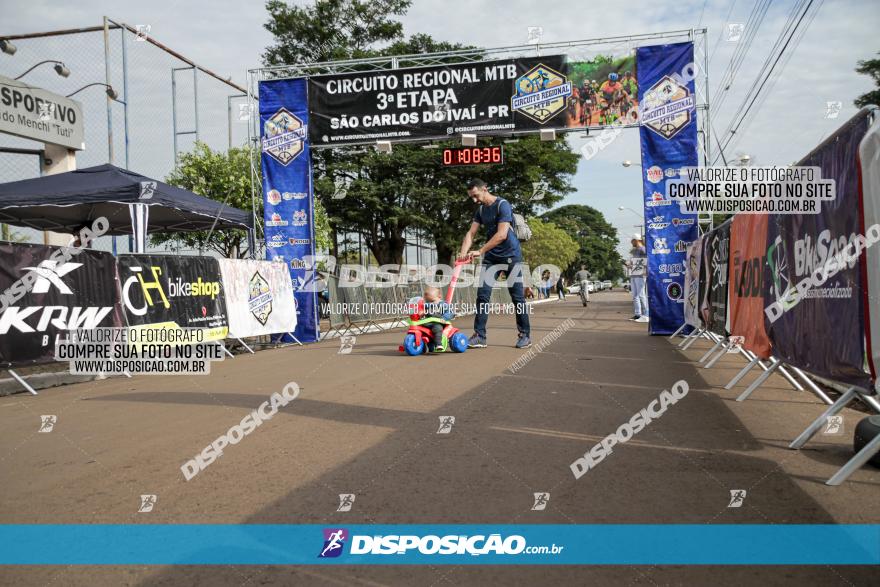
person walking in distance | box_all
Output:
[556,274,566,300]
[625,234,649,322]
[575,265,592,306]
[457,178,531,349]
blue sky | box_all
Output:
[1,0,878,256]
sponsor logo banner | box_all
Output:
[683,237,703,328]
[636,42,700,334]
[704,220,731,336]
[217,259,297,338]
[763,112,872,386]
[0,244,123,367]
[117,255,228,341]
[259,77,319,343]
[729,214,772,358]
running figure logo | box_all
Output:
[727,489,747,508]
[138,494,157,513]
[823,415,844,435]
[531,492,550,510]
[318,528,348,558]
[337,494,355,512]
[437,416,455,434]
[38,415,57,433]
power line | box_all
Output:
[713,0,821,163]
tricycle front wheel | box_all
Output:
[403,333,427,356]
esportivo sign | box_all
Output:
[0,74,85,150]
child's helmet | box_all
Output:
[407,296,425,320]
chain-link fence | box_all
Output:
[0,18,255,253]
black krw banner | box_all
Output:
[117,255,229,341]
[307,55,572,146]
[706,219,731,336]
[0,243,123,367]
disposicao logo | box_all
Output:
[319,528,348,558]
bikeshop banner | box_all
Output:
[636,41,700,335]
[217,259,297,339]
[259,77,319,343]
[764,111,872,388]
[117,255,228,341]
[705,219,731,336]
[729,214,772,359]
[308,55,573,146]
[860,113,880,391]
[683,236,702,328]
[0,243,123,367]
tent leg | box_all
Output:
[287,333,303,346]
[725,355,760,390]
[668,323,687,339]
[8,370,38,396]
[826,432,880,486]
[736,361,781,402]
[789,387,858,450]
[698,337,724,363]
[789,365,833,405]
[236,337,255,354]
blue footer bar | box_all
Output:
[2,525,878,565]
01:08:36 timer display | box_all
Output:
[441,146,504,166]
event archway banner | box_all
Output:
[728,214,771,359]
[636,41,700,335]
[258,78,319,343]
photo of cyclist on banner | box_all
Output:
[566,53,639,127]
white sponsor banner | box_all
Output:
[683,237,702,328]
[859,115,880,392]
[217,259,296,338]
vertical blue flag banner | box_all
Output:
[259,78,319,343]
[636,42,701,335]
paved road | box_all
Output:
[1,292,877,585]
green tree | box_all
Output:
[520,218,579,273]
[158,141,330,258]
[541,204,624,281]
[855,53,880,108]
[263,0,411,65]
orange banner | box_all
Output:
[728,215,772,359]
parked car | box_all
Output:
[602,281,613,290]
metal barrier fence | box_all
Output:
[323,264,531,338]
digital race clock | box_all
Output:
[441,146,504,166]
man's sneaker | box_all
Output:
[628,315,640,321]
[635,316,650,323]
[467,334,487,348]
[434,344,446,353]
[515,335,532,349]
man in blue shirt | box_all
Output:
[457,178,531,349]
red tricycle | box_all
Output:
[398,260,470,356]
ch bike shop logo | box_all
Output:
[262,108,307,166]
[511,64,572,123]
[640,75,696,139]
